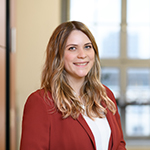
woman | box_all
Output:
[20,21,126,150]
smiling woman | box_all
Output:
[20,21,126,150]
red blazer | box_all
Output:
[20,86,126,150]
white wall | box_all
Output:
[16,0,61,149]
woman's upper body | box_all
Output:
[20,21,126,150]
[20,86,126,150]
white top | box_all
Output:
[83,115,111,150]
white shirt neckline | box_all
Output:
[83,114,111,150]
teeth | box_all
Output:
[75,63,88,66]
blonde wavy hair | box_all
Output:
[41,21,116,119]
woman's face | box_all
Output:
[64,30,95,82]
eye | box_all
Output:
[85,45,92,49]
[68,46,76,51]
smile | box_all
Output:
[74,62,89,66]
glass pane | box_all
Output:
[126,105,150,136]
[93,0,121,24]
[70,0,121,59]
[101,68,120,99]
[127,0,150,24]
[70,0,121,24]
[96,26,120,58]
[70,0,97,25]
[127,0,150,59]
[127,26,150,59]
[126,68,150,103]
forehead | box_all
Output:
[66,30,91,45]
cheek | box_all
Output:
[64,51,76,62]
[90,51,95,63]
[64,58,69,70]
[64,53,73,68]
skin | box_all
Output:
[64,30,95,95]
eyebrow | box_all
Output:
[85,42,92,45]
[65,44,78,48]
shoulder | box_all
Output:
[27,88,46,100]
[24,89,55,113]
[25,89,45,106]
[103,85,117,106]
[103,85,115,98]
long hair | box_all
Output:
[41,21,116,119]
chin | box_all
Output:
[77,73,88,78]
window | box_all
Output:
[63,0,150,145]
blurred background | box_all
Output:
[0,0,150,150]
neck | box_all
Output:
[67,77,85,96]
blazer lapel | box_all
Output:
[77,114,96,150]
[101,101,114,150]
[106,108,114,150]
[105,105,122,150]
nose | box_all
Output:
[77,48,87,59]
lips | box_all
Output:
[73,62,89,66]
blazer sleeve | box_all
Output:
[105,86,127,150]
[20,91,50,150]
